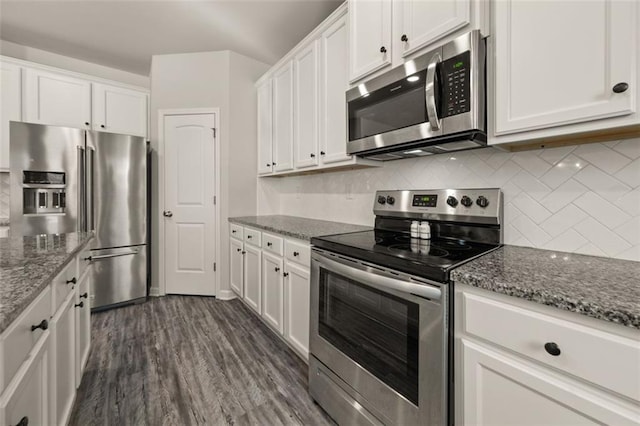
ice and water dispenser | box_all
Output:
[22,171,67,215]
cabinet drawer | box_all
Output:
[462,291,640,402]
[244,228,262,247]
[1,286,51,391]
[51,260,77,315]
[262,233,284,256]
[284,239,310,266]
[230,224,244,240]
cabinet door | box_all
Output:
[0,332,49,426]
[493,0,636,136]
[230,238,244,297]
[75,271,91,387]
[0,61,21,171]
[23,68,91,129]
[284,261,310,359]
[460,339,638,425]
[272,61,294,172]
[51,291,76,426]
[92,83,148,137]
[262,252,284,333]
[294,41,319,169]
[243,244,262,314]
[396,0,470,58]
[349,0,392,82]
[319,15,351,165]
[257,79,274,175]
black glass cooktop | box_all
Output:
[311,230,500,282]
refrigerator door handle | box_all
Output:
[86,146,95,232]
[77,145,86,232]
[85,249,140,262]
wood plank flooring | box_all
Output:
[69,296,334,426]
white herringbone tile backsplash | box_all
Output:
[0,172,9,219]
[258,139,640,261]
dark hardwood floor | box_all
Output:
[69,296,334,426]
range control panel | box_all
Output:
[373,188,503,225]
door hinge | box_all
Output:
[213,262,217,272]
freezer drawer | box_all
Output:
[89,245,147,309]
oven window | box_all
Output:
[318,269,419,405]
[348,71,427,142]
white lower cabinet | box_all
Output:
[51,290,76,426]
[243,244,262,314]
[283,261,310,359]
[75,270,91,387]
[0,331,50,426]
[262,252,284,333]
[230,237,245,297]
[456,285,640,425]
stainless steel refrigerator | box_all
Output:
[10,121,148,310]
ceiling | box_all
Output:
[0,0,343,76]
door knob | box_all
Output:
[163,210,173,217]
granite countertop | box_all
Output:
[229,215,371,241]
[451,245,640,329]
[0,232,94,333]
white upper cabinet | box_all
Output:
[257,79,274,175]
[0,61,21,171]
[319,14,351,165]
[92,83,147,138]
[294,41,320,169]
[349,0,392,82]
[395,0,471,58]
[272,61,294,173]
[492,0,638,139]
[23,68,91,129]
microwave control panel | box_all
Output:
[441,51,471,118]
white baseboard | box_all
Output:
[217,289,237,300]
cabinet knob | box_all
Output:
[320,151,326,155]
[232,230,236,233]
[267,242,273,247]
[241,251,246,255]
[310,153,316,158]
[275,267,280,272]
[613,82,629,93]
[247,235,252,239]
[266,163,271,167]
[75,301,84,308]
[283,272,289,277]
[15,416,28,426]
[237,248,241,252]
[66,277,77,285]
[80,292,88,299]
[380,46,387,53]
[272,162,276,166]
[544,342,561,356]
[401,34,408,42]
[293,251,299,257]
[100,124,106,128]
[31,319,48,332]
[84,122,90,126]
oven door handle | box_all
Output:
[425,52,442,131]
[316,255,441,301]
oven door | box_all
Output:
[310,249,448,426]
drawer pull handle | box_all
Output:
[80,292,88,299]
[283,272,289,277]
[293,251,300,257]
[544,342,561,356]
[31,320,48,332]
[15,416,29,426]
[66,277,77,285]
[267,242,273,247]
[75,301,84,308]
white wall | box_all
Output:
[0,39,149,88]
[150,50,268,297]
[258,139,640,262]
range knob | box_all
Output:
[476,196,489,208]
[461,195,473,207]
[386,196,395,205]
[377,195,386,205]
[446,195,458,207]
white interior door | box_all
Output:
[164,113,216,296]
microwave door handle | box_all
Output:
[316,255,442,301]
[425,52,442,131]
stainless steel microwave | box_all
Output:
[346,30,486,160]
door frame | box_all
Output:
[157,108,221,297]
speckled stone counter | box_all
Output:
[451,245,640,329]
[229,215,371,241]
[0,232,93,333]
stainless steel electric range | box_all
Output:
[309,188,503,426]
